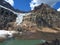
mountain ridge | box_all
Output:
[0,1,60,41]
[21,3,60,33]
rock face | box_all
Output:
[0,0,15,11]
[33,3,60,28]
[22,3,60,29]
[19,3,60,40]
[0,6,17,30]
[0,0,18,30]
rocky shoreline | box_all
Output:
[37,39,60,45]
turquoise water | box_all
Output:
[0,39,45,45]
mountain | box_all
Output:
[0,1,60,41]
[0,0,26,13]
[0,0,16,11]
[0,0,17,30]
[18,3,60,40]
[0,0,29,30]
[32,3,57,12]
[22,3,60,29]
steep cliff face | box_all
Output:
[22,3,60,31]
[0,0,28,30]
[0,0,17,30]
[0,6,17,30]
[32,3,60,28]
[17,3,60,40]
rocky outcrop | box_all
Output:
[0,7,17,30]
[37,39,60,45]
[0,0,16,11]
[22,3,60,30]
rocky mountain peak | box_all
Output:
[0,0,16,11]
[32,3,56,13]
[22,3,60,31]
[34,3,49,9]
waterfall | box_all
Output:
[16,13,26,25]
[16,13,31,25]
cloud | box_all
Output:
[5,0,14,6]
[57,8,60,11]
[30,0,60,10]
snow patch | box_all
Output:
[5,0,14,6]
[0,30,18,38]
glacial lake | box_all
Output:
[0,39,45,45]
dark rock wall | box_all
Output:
[23,4,60,29]
[0,7,17,30]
